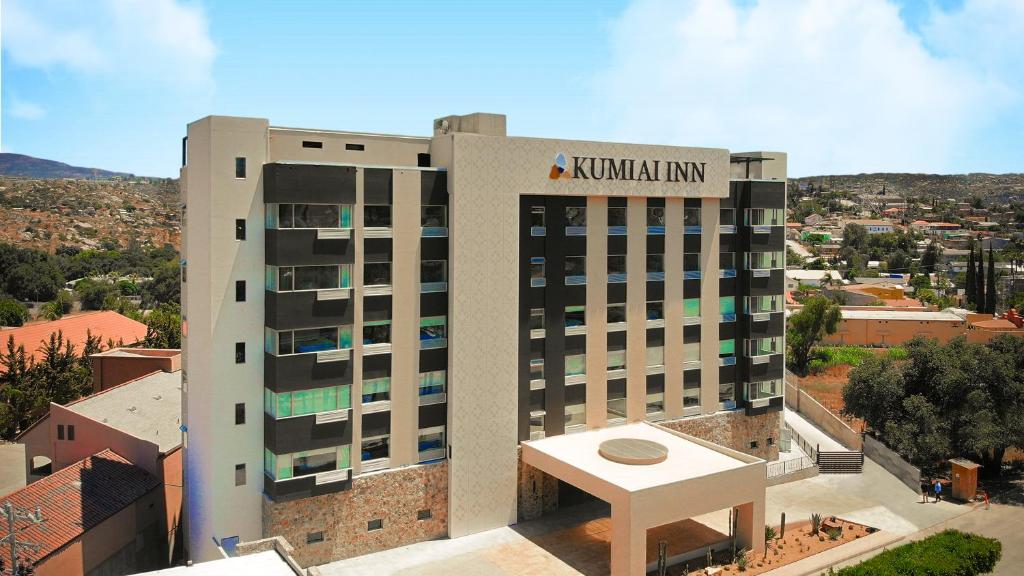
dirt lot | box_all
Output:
[791,365,865,431]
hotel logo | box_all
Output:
[550,153,706,183]
[549,153,572,180]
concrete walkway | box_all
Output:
[784,408,845,452]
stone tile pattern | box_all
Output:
[516,447,559,522]
[660,410,781,461]
[262,462,448,567]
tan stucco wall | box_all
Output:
[825,318,966,347]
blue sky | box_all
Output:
[2,0,1021,178]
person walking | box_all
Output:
[921,478,930,503]
[933,479,943,503]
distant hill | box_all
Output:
[791,172,1024,203]
[0,153,133,180]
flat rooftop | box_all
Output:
[139,550,295,576]
[524,423,753,493]
[839,309,963,322]
[68,369,182,452]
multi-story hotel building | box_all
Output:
[180,113,786,570]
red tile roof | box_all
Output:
[0,311,147,363]
[3,449,160,565]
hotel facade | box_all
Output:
[180,113,786,570]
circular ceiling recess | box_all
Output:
[598,438,669,465]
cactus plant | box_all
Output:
[810,513,823,535]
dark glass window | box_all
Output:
[235,280,246,302]
[647,207,665,226]
[607,304,626,323]
[57,425,64,440]
[564,256,586,277]
[235,219,246,240]
[608,207,627,227]
[307,531,324,544]
[684,253,700,271]
[235,342,245,364]
[422,206,446,227]
[608,255,626,275]
[421,261,446,284]
[67,425,75,441]
[364,205,391,227]
[530,207,545,227]
[367,519,383,531]
[235,157,246,178]
[293,451,335,476]
[235,403,245,425]
[302,140,323,149]
[235,463,246,486]
[647,254,664,273]
[362,437,390,461]
[417,509,432,521]
[565,207,586,227]
[363,324,391,345]
[364,263,391,286]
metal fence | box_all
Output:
[767,456,816,479]
[786,424,818,461]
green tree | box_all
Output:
[786,296,842,373]
[33,331,91,406]
[966,244,977,308]
[0,336,40,439]
[4,261,64,302]
[841,223,868,252]
[977,245,986,312]
[844,356,905,432]
[0,296,29,327]
[986,246,997,314]
[920,241,942,274]
[75,278,117,310]
[142,257,180,307]
[144,303,182,349]
[883,395,950,468]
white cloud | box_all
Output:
[595,0,1022,175]
[8,96,46,120]
[2,0,216,90]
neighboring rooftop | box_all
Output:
[3,449,160,565]
[68,369,182,452]
[0,311,147,362]
[838,309,964,322]
[138,550,296,576]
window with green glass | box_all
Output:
[684,298,701,318]
[419,370,446,396]
[565,354,586,376]
[720,296,736,315]
[263,446,350,481]
[719,339,735,356]
[340,205,353,228]
[264,385,351,418]
[363,377,391,403]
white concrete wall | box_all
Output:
[183,116,268,561]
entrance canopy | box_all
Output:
[522,422,767,576]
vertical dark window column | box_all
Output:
[517,196,536,441]
[543,198,568,438]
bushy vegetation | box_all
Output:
[0,242,179,308]
[843,336,1024,475]
[835,530,1001,576]
[807,346,906,374]
[786,296,842,373]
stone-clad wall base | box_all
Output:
[516,447,558,521]
[659,410,781,462]
[262,462,448,567]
